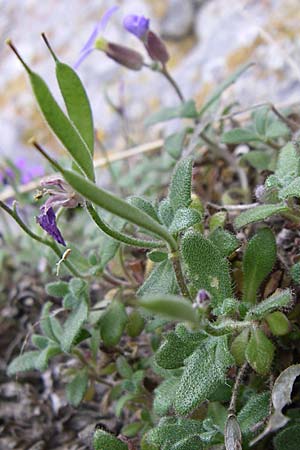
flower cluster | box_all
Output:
[36,176,83,246]
[75,6,169,70]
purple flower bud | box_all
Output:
[105,42,144,71]
[145,30,169,65]
[254,184,266,202]
[123,14,150,39]
[193,289,211,309]
[36,207,66,246]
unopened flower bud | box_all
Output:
[95,38,144,71]
[193,289,211,309]
[254,184,266,202]
[145,30,169,65]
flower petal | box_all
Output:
[123,14,150,39]
[75,5,119,68]
[36,207,66,246]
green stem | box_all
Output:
[170,251,192,300]
[87,203,165,249]
[160,66,185,103]
[0,200,81,278]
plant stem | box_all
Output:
[86,203,166,249]
[229,362,248,414]
[160,66,185,103]
[170,251,192,301]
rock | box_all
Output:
[160,0,195,40]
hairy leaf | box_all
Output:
[169,158,193,211]
[93,429,128,450]
[145,100,198,126]
[61,298,88,352]
[222,128,260,144]
[234,204,288,229]
[46,281,69,298]
[138,259,178,297]
[154,377,180,416]
[209,229,239,257]
[100,300,128,347]
[274,424,300,450]
[66,369,88,406]
[245,289,292,319]
[7,351,40,375]
[242,228,276,303]
[174,336,234,414]
[245,328,275,375]
[169,208,201,234]
[182,230,232,304]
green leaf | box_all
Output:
[56,62,94,155]
[242,228,276,303]
[174,336,234,414]
[138,259,178,297]
[93,429,128,450]
[237,392,270,437]
[34,343,61,370]
[145,417,204,449]
[46,281,69,297]
[169,157,193,211]
[221,128,260,144]
[164,129,187,160]
[61,298,88,352]
[28,70,94,180]
[234,204,288,229]
[242,150,272,171]
[246,289,292,319]
[254,106,269,136]
[170,435,204,450]
[148,250,168,262]
[153,377,180,416]
[126,310,145,337]
[158,198,174,227]
[66,369,88,406]
[40,302,63,343]
[100,300,128,347]
[31,334,50,350]
[274,424,300,450]
[275,142,300,182]
[169,208,201,234]
[230,328,250,366]
[68,278,88,298]
[145,100,198,126]
[155,324,206,369]
[209,229,239,257]
[198,62,254,116]
[266,120,290,139]
[266,311,290,336]
[182,230,232,304]
[128,196,160,222]
[245,328,275,375]
[7,351,40,375]
[290,262,300,284]
[209,211,227,232]
[139,294,197,323]
[279,177,300,199]
[116,356,133,379]
[122,422,143,438]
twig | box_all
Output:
[229,362,249,414]
[207,201,259,211]
[170,251,192,301]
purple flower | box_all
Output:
[123,14,149,39]
[123,14,169,65]
[0,157,44,186]
[36,207,66,246]
[74,5,119,69]
[40,175,83,210]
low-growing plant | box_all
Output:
[2,7,300,450]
